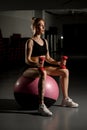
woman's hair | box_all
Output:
[32,17,45,27]
[31,17,45,33]
[33,17,44,26]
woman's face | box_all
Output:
[36,20,45,35]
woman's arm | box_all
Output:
[25,39,38,67]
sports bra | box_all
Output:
[31,38,47,57]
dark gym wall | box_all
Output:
[63,24,87,56]
[0,0,87,11]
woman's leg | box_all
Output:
[38,70,53,116]
[23,68,39,78]
[23,68,46,104]
[23,68,53,116]
[59,69,69,99]
[45,67,79,107]
[46,67,69,99]
[38,70,46,104]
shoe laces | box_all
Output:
[65,97,73,102]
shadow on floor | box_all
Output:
[0,99,41,116]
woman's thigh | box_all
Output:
[45,66,68,77]
[22,68,40,78]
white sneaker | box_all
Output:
[61,97,79,108]
[38,104,53,116]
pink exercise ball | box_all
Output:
[14,75,59,110]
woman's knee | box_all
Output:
[62,68,69,77]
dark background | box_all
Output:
[0,0,87,10]
[63,24,87,56]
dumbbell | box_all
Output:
[38,56,45,71]
[60,56,68,69]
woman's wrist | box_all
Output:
[57,61,61,66]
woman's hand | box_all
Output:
[60,56,68,69]
[38,56,46,71]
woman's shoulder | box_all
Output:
[27,37,34,42]
[42,38,47,42]
[26,37,34,46]
[42,38,48,46]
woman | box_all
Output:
[23,17,79,116]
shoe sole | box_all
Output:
[61,104,79,108]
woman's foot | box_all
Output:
[38,104,53,116]
[61,97,79,108]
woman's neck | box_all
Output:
[32,34,44,45]
[33,34,42,39]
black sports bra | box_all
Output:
[31,38,47,57]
